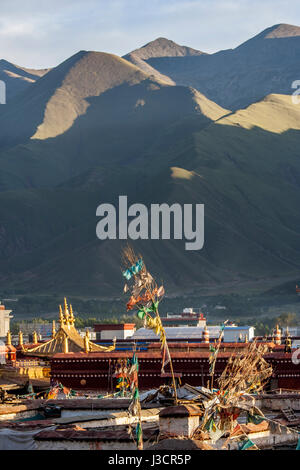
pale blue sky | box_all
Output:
[1,0,300,68]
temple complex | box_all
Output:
[0,299,115,388]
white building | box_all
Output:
[79,328,97,340]
[223,326,255,343]
[133,325,255,343]
[282,327,300,337]
[94,323,136,341]
[0,302,13,339]
[132,326,222,342]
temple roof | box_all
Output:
[23,298,115,357]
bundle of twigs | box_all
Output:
[196,340,273,449]
[217,339,273,406]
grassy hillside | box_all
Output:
[0,40,300,300]
[1,93,300,296]
[0,51,228,190]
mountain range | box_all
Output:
[0,23,300,298]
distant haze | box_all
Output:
[1,0,300,68]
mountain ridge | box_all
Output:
[0,59,50,101]
[124,23,300,109]
[0,27,300,297]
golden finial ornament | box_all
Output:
[64,297,69,325]
[33,331,38,344]
[18,330,23,346]
[69,304,75,326]
[59,305,64,324]
[6,330,11,346]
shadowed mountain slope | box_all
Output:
[125,24,300,110]
[0,89,300,295]
[0,59,49,101]
[0,31,300,297]
[0,50,229,190]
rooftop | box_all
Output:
[132,326,221,340]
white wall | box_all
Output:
[100,329,135,340]
[223,327,255,343]
[0,309,12,338]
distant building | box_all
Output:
[94,323,136,341]
[0,302,13,339]
[18,322,54,338]
[282,326,300,337]
[161,308,207,327]
[223,326,255,343]
[133,324,254,343]
[132,326,222,342]
[79,328,96,341]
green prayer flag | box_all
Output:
[238,438,255,450]
[247,413,265,425]
[137,309,145,320]
[204,416,215,432]
[151,301,159,312]
[136,422,142,444]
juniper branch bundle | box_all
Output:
[217,339,273,405]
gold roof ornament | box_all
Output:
[18,331,23,346]
[23,298,116,357]
[32,331,38,344]
[64,297,69,325]
[6,330,11,346]
[69,304,75,326]
[59,305,64,325]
